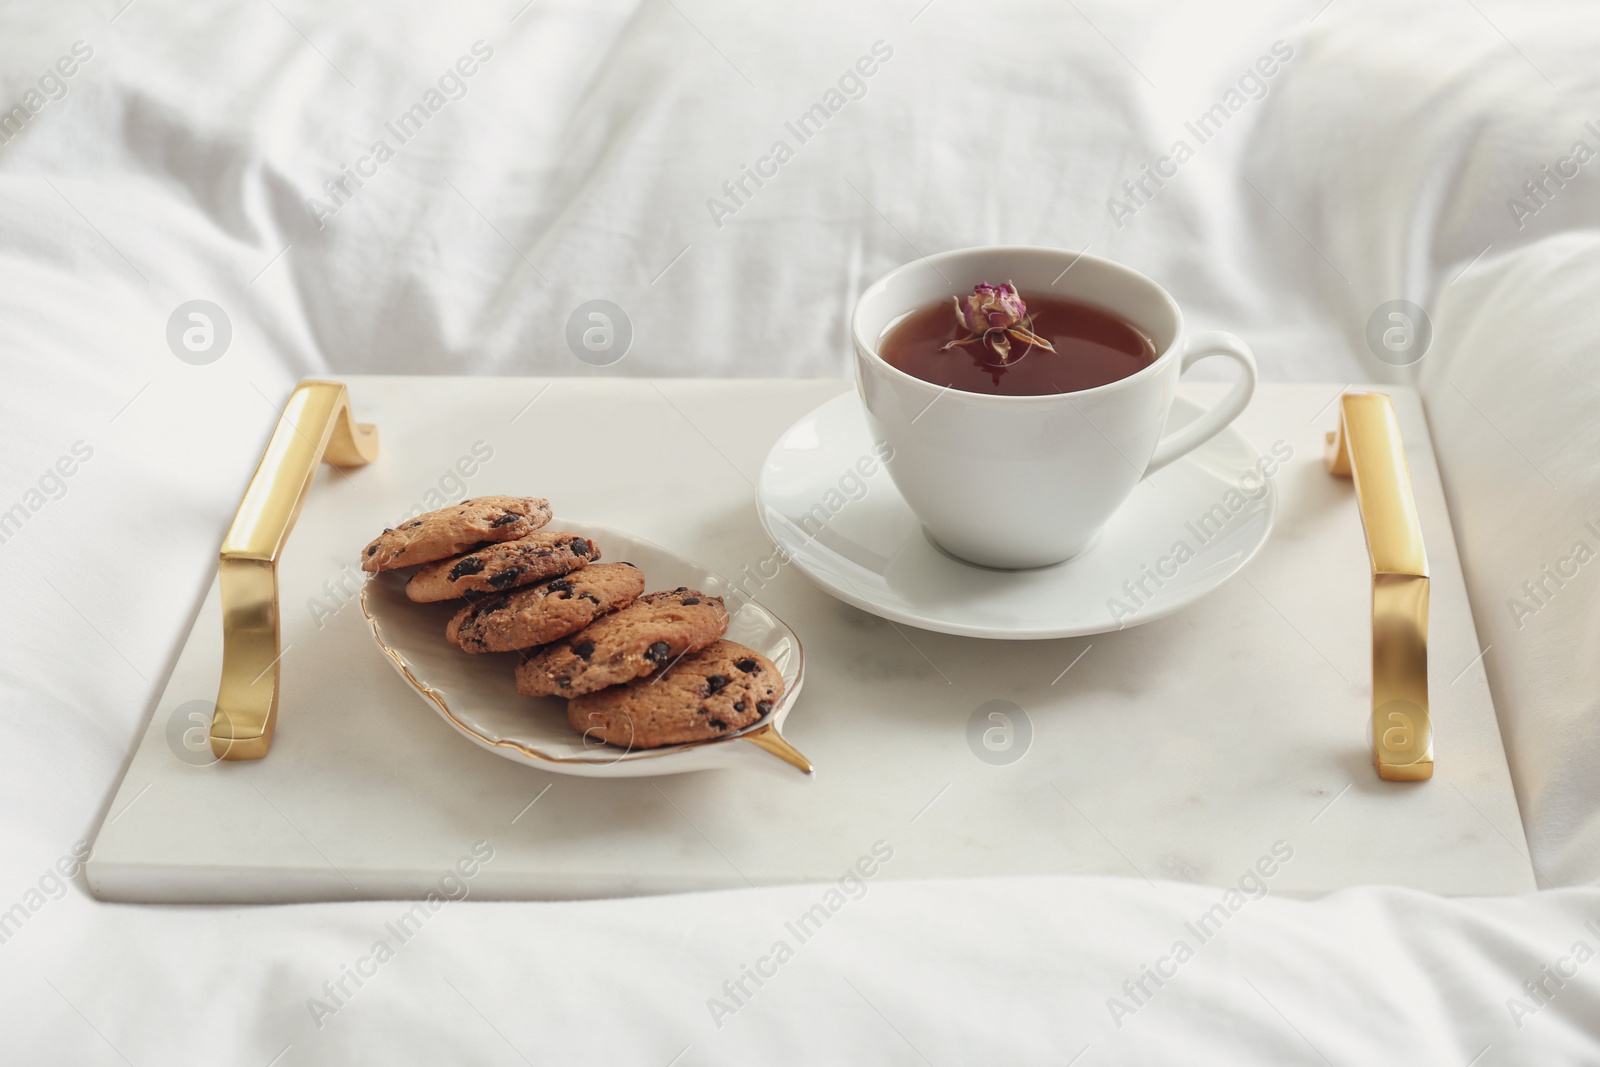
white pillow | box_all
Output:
[1421,233,1600,885]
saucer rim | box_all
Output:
[755,392,1277,641]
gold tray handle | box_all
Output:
[211,381,378,760]
[1325,392,1432,781]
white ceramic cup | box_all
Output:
[852,246,1257,569]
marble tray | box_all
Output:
[86,379,1533,902]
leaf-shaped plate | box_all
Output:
[360,520,811,777]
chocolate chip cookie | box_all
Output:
[566,640,782,749]
[405,532,598,603]
[361,496,552,572]
[514,588,729,697]
[445,562,646,653]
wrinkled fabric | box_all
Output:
[3,0,1599,1061]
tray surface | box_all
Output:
[86,379,1532,902]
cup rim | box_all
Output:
[851,245,1187,403]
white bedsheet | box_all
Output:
[3,0,1599,1061]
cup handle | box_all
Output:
[1144,331,1257,475]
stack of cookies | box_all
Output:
[361,495,784,750]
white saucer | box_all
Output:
[756,392,1276,639]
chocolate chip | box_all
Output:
[450,556,487,580]
[681,597,700,605]
[407,521,423,528]
[383,527,394,533]
[547,579,573,595]
[366,545,378,556]
[705,675,729,694]
[468,595,508,619]
[572,640,595,661]
[579,593,600,604]
[756,701,772,715]
[646,642,670,664]
[733,701,746,712]
[490,512,521,527]
[734,659,758,673]
[709,718,729,732]
[487,567,523,588]
[571,538,591,557]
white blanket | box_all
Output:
[3,0,1598,1060]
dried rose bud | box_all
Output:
[955,282,1028,334]
[942,281,1056,363]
